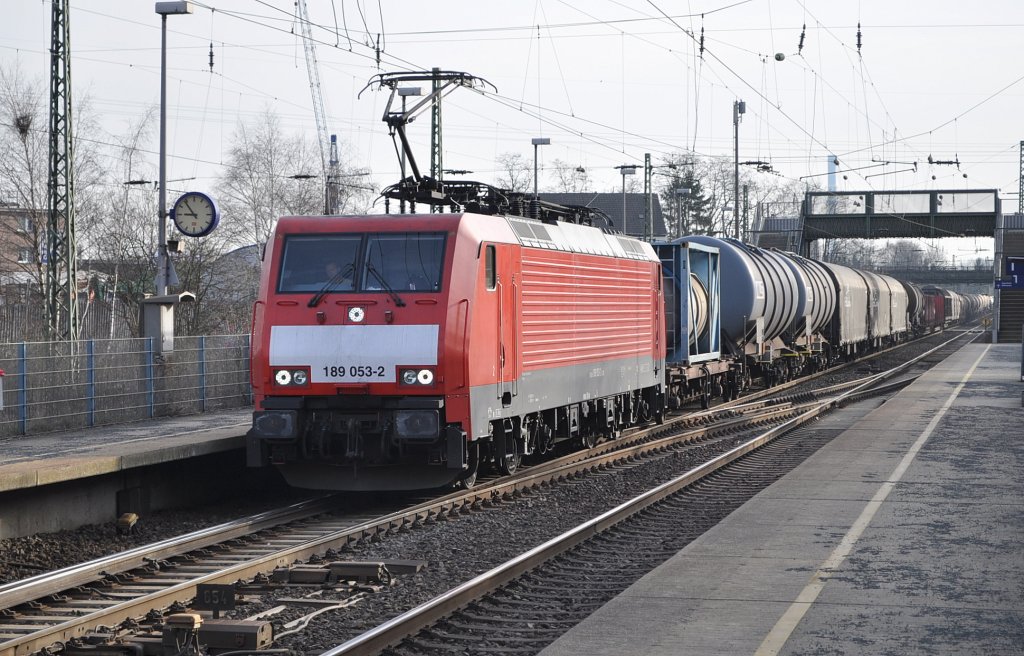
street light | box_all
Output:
[155,1,192,296]
[675,187,691,238]
[615,165,637,233]
[733,99,745,240]
[531,138,550,210]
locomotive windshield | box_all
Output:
[277,232,446,294]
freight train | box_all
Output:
[246,210,990,491]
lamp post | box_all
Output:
[531,137,550,204]
[733,99,745,240]
[154,1,192,296]
[615,165,637,233]
[675,187,691,238]
[398,86,423,213]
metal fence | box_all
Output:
[0,301,137,344]
[0,335,252,438]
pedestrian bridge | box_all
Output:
[866,264,993,286]
[802,189,1000,241]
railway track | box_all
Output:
[0,330,975,656]
[322,331,976,655]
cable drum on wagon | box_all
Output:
[688,273,709,346]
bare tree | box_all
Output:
[330,137,376,215]
[0,64,48,303]
[494,152,531,193]
[83,111,161,337]
[877,240,927,268]
[217,109,323,247]
[217,109,373,248]
[548,159,591,193]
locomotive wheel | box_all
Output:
[498,447,521,475]
[495,420,521,476]
[458,442,480,489]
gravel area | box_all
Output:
[0,491,312,585]
[224,436,758,654]
[0,330,974,654]
[220,331,977,654]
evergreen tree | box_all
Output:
[661,168,712,237]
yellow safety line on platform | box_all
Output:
[754,344,991,656]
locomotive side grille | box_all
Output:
[518,250,656,368]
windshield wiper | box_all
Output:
[308,263,353,308]
[365,262,406,307]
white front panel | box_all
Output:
[270,324,439,383]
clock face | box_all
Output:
[171,192,220,237]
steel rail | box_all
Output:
[321,332,970,655]
[0,496,339,613]
[0,402,808,656]
[0,331,970,656]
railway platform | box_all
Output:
[540,342,1024,655]
[0,407,251,494]
[0,408,252,538]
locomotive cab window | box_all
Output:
[277,232,446,295]
[485,245,496,290]
[278,235,361,293]
[361,233,445,292]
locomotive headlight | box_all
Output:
[273,367,309,387]
[417,368,434,385]
[348,306,365,323]
[401,369,418,385]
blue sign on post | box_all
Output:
[1007,257,1024,287]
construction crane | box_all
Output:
[294,0,339,215]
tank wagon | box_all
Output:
[672,237,912,385]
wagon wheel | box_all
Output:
[580,430,598,450]
[699,366,712,409]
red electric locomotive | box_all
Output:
[248,212,666,490]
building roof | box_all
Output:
[538,192,667,240]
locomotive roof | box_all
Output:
[274,213,658,262]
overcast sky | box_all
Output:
[3,0,1023,229]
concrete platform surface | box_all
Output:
[0,408,250,492]
[540,343,1024,656]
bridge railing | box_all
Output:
[0,335,251,438]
